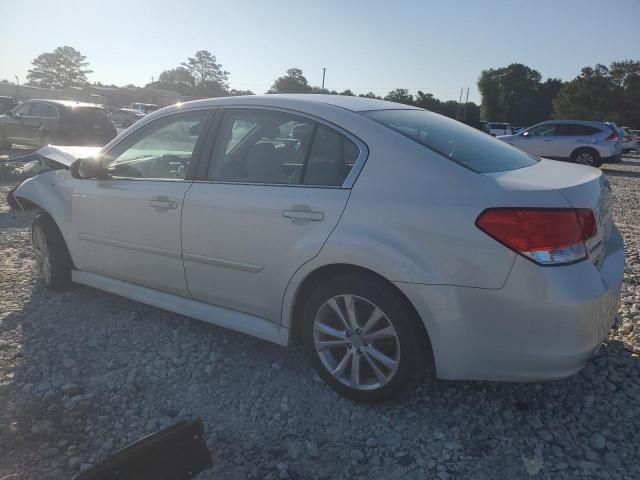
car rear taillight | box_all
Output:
[476,208,597,265]
[606,129,619,142]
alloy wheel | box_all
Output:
[313,294,401,391]
[575,152,595,166]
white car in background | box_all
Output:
[484,122,513,136]
[499,120,623,167]
[110,108,146,128]
[13,95,624,402]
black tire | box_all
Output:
[571,148,602,168]
[0,128,11,149]
[301,272,431,403]
[32,214,73,290]
[7,186,20,210]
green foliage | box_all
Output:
[228,89,255,96]
[26,46,92,89]
[384,88,414,105]
[267,68,312,94]
[358,92,382,99]
[554,61,640,126]
[181,50,228,88]
[477,63,557,125]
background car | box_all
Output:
[621,126,638,153]
[15,95,624,403]
[0,99,117,148]
[111,108,146,127]
[485,122,513,136]
[498,120,622,167]
[129,102,160,115]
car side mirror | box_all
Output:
[521,131,529,137]
[70,157,110,179]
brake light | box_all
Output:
[606,130,618,142]
[476,208,597,265]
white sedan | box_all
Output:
[15,95,624,402]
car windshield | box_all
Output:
[363,109,538,173]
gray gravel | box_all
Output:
[1,156,640,479]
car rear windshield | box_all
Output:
[362,109,539,173]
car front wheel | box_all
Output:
[32,214,73,290]
[301,273,429,403]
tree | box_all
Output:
[358,91,381,99]
[147,67,195,94]
[478,63,550,125]
[553,64,615,121]
[553,61,640,125]
[339,89,354,96]
[384,88,414,105]
[181,50,228,88]
[267,68,312,94]
[228,88,254,96]
[26,46,92,89]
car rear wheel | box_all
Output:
[301,273,429,403]
[32,214,73,290]
[571,148,602,168]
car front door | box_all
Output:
[3,102,33,143]
[70,108,213,296]
[517,123,558,157]
[182,107,365,323]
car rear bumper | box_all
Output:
[396,226,624,381]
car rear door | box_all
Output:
[181,107,365,323]
[70,108,213,296]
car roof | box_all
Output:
[179,94,419,113]
[538,119,607,127]
[26,99,103,108]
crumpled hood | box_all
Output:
[36,145,103,167]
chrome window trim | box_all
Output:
[203,104,369,190]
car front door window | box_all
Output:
[105,110,208,180]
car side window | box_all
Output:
[208,109,315,184]
[303,125,359,186]
[30,103,58,118]
[528,124,556,137]
[14,102,32,116]
[104,110,208,180]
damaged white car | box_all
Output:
[14,94,624,402]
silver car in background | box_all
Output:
[498,120,623,167]
[14,95,624,402]
[110,108,146,128]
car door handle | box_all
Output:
[147,199,177,210]
[283,208,324,222]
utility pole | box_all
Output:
[455,87,463,120]
[14,75,20,99]
[462,87,470,120]
[321,67,326,90]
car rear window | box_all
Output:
[362,109,538,173]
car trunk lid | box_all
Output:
[484,158,614,268]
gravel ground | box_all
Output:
[1,156,639,480]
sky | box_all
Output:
[1,0,639,104]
